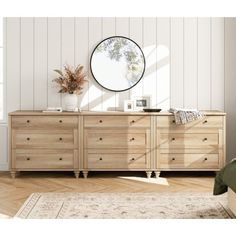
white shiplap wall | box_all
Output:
[0,17,226,169]
[5,17,225,113]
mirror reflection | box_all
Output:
[90,36,145,92]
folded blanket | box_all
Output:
[169,108,205,125]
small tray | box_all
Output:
[143,108,162,112]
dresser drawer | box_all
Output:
[85,130,149,149]
[12,116,78,129]
[84,115,150,128]
[156,116,223,128]
[14,150,74,169]
[87,153,149,169]
[13,130,76,149]
[158,133,219,149]
[159,153,219,169]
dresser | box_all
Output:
[9,112,79,178]
[154,114,225,178]
[83,114,152,178]
[8,111,226,178]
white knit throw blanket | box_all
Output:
[169,108,205,125]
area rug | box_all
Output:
[14,192,232,219]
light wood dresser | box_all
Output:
[9,110,226,178]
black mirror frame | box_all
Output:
[90,35,146,92]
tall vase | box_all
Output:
[64,93,78,111]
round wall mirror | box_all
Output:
[90,36,145,92]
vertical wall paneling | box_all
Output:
[211,18,225,110]
[88,18,103,111]
[47,18,61,108]
[1,18,7,122]
[129,17,143,99]
[0,125,8,170]
[116,17,130,110]
[184,18,198,109]
[75,18,89,110]
[170,18,184,108]
[6,18,21,113]
[156,18,170,110]
[101,17,116,111]
[61,18,75,110]
[198,18,211,110]
[1,20,8,169]
[143,18,157,108]
[34,18,48,110]
[20,18,34,110]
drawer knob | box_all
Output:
[59,137,63,141]
[99,120,103,123]
[59,158,63,161]
[204,157,208,161]
[172,158,175,161]
[27,137,30,141]
[99,157,103,161]
[172,138,175,141]
[26,157,30,161]
[131,158,135,161]
[203,120,208,124]
[99,137,103,141]
[172,120,175,123]
[26,120,30,123]
[131,120,135,123]
[131,137,135,141]
[203,138,208,142]
[59,120,63,123]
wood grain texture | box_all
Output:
[2,17,228,169]
[87,152,150,169]
[159,153,219,169]
[10,114,79,176]
[84,115,151,128]
[0,171,216,217]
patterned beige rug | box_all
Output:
[15,192,232,219]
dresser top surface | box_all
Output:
[9,110,226,116]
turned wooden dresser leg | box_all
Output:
[74,171,80,179]
[10,171,16,179]
[154,171,161,178]
[146,171,152,178]
[83,171,88,179]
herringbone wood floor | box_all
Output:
[0,171,215,217]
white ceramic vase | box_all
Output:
[64,93,78,111]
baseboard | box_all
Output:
[0,163,9,171]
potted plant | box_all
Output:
[53,65,87,111]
